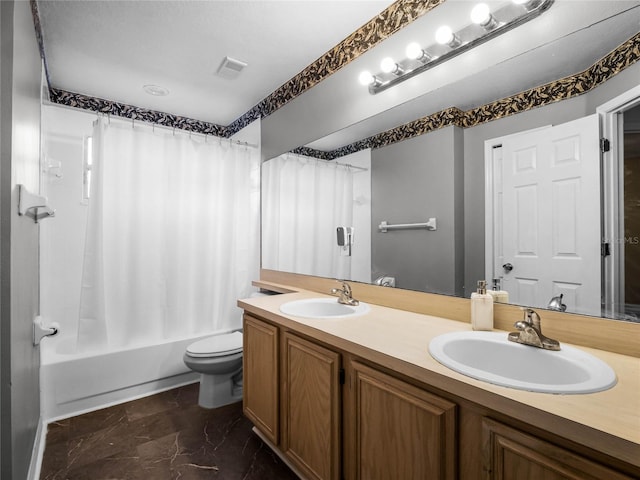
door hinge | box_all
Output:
[339,368,345,385]
[601,242,611,257]
[600,138,610,153]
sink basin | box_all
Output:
[428,331,617,394]
[279,298,370,319]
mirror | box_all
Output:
[261,1,640,322]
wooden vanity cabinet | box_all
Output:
[242,314,342,480]
[282,332,341,480]
[243,314,280,445]
[242,312,637,480]
[482,418,636,480]
[344,360,457,480]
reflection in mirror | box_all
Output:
[622,104,640,319]
[484,116,601,318]
[261,6,640,322]
[261,151,371,284]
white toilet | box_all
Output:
[183,331,243,409]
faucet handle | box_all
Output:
[519,307,540,326]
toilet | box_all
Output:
[183,331,243,409]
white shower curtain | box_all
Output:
[78,118,260,352]
[262,152,354,280]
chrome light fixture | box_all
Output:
[361,0,554,95]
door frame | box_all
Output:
[597,84,640,318]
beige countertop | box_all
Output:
[238,289,640,468]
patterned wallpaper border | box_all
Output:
[48,88,229,137]
[31,1,639,154]
[34,0,441,138]
[29,0,51,89]
[314,31,640,160]
[227,0,446,134]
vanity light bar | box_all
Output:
[363,0,554,95]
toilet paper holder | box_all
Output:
[33,316,59,346]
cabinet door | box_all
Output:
[347,361,457,480]
[482,418,635,480]
[243,314,279,445]
[282,332,341,480]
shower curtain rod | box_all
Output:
[95,112,259,148]
[285,152,368,172]
[334,161,368,172]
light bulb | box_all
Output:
[435,25,455,45]
[380,57,397,74]
[470,3,491,25]
[406,42,423,60]
[358,71,375,86]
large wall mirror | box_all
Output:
[261,0,640,323]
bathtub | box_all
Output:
[40,330,229,421]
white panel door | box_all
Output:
[500,114,601,316]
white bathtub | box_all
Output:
[40,330,229,421]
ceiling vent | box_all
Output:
[216,56,248,80]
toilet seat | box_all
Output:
[186,331,243,358]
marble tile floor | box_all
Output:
[40,383,299,479]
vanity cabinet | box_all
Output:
[482,418,635,480]
[242,314,342,480]
[345,361,457,480]
[282,332,341,480]
[242,310,638,480]
[243,314,279,444]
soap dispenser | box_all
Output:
[471,280,494,331]
[488,278,509,304]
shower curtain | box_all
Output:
[262,152,354,280]
[77,118,260,352]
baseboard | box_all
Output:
[27,416,46,480]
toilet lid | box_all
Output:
[186,331,243,358]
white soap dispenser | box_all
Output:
[471,280,494,331]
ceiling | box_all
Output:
[37,0,640,150]
[37,0,393,125]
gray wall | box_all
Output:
[372,126,464,295]
[1,1,43,478]
[463,61,640,297]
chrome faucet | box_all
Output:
[508,308,560,351]
[331,281,360,306]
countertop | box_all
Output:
[238,289,640,468]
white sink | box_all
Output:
[428,331,617,394]
[279,298,370,319]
